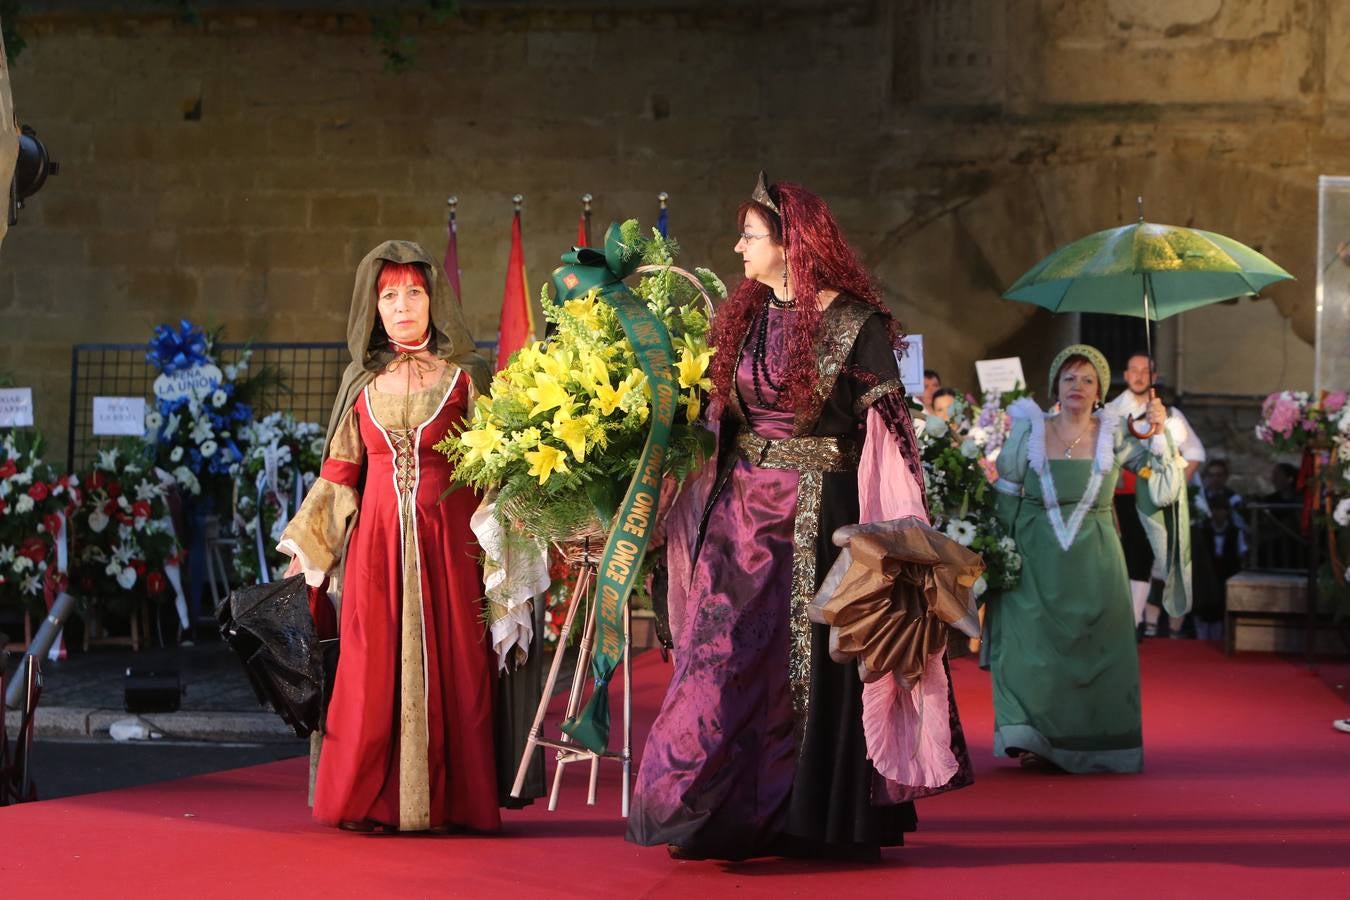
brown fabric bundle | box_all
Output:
[810,521,984,690]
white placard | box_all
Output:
[93,396,147,436]
[0,387,34,427]
[895,334,925,396]
[975,357,1027,394]
[153,363,223,402]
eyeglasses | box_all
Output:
[737,231,772,243]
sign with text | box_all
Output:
[975,357,1027,394]
[93,396,147,437]
[895,334,925,396]
[0,388,34,427]
[153,363,222,402]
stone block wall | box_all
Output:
[0,0,1345,475]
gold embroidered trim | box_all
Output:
[795,301,874,436]
[789,470,825,735]
[735,432,860,473]
[397,489,431,831]
[855,378,903,415]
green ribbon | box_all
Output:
[555,223,677,753]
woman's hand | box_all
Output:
[1145,396,1167,429]
[283,555,303,579]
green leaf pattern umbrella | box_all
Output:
[1003,221,1293,321]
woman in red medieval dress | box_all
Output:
[278,240,535,832]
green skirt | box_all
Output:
[983,461,1142,773]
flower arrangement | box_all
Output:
[542,550,580,647]
[916,398,1021,596]
[0,429,80,613]
[143,320,279,501]
[231,412,324,584]
[1255,389,1347,454]
[438,222,724,544]
[1255,388,1350,620]
[69,440,181,616]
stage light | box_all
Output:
[8,124,59,226]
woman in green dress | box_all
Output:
[983,344,1185,773]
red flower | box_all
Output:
[88,471,106,490]
[146,571,167,595]
[42,513,63,537]
[0,497,7,515]
[116,512,134,526]
[0,459,16,479]
[131,500,152,519]
[28,481,50,502]
[106,482,123,499]
[130,559,147,575]
[18,536,48,563]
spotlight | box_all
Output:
[8,124,59,227]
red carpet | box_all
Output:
[2,641,1347,898]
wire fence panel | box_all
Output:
[67,340,499,472]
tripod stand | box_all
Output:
[509,552,634,816]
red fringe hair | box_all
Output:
[707,181,900,411]
[377,261,427,293]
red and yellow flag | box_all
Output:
[497,210,534,371]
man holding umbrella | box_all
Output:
[1106,352,1208,636]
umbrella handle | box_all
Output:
[1127,387,1161,440]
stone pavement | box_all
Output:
[3,637,296,742]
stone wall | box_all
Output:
[1,0,1346,470]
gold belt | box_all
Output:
[735,432,860,473]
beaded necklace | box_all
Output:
[749,293,795,409]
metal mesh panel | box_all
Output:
[68,339,499,472]
[67,342,344,473]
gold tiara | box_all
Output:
[751,170,780,215]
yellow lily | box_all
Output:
[676,346,713,392]
[515,426,543,450]
[684,390,702,423]
[527,372,572,418]
[562,292,604,332]
[552,410,595,462]
[459,421,505,467]
[524,443,569,485]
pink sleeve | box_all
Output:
[858,407,929,525]
[857,409,959,791]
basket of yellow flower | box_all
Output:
[438,221,723,549]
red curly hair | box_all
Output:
[707,180,900,411]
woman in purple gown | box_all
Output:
[627,175,974,861]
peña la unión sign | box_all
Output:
[153,363,223,402]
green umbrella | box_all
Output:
[1002,215,1293,435]
[1004,220,1293,319]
